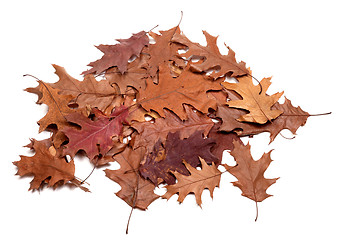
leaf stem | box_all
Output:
[126,206,134,234]
[255,201,259,222]
[23,74,41,81]
[309,111,332,116]
[147,24,159,33]
[120,154,141,234]
[252,75,263,95]
[279,132,295,140]
[80,157,99,184]
[126,170,140,234]
[280,112,332,117]
[170,11,183,42]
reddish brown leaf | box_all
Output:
[139,131,218,185]
[82,31,149,75]
[62,106,128,159]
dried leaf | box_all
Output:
[104,147,159,210]
[51,64,120,114]
[82,31,149,75]
[122,87,159,123]
[62,106,128,159]
[31,81,78,132]
[105,53,149,94]
[139,131,218,185]
[163,157,221,207]
[146,26,185,78]
[13,139,88,192]
[222,73,284,124]
[224,140,278,202]
[217,97,309,142]
[172,31,248,79]
[138,62,222,120]
[132,105,214,152]
[208,122,241,163]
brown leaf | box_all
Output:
[13,139,88,192]
[217,97,309,142]
[138,62,222,120]
[208,122,241,163]
[146,26,185,78]
[224,140,278,202]
[51,129,68,148]
[31,81,78,132]
[82,31,149,75]
[172,31,248,79]
[105,53,149,94]
[93,141,127,167]
[25,85,43,103]
[207,90,228,106]
[162,157,221,207]
[120,87,160,124]
[62,106,128,159]
[51,64,120,114]
[222,73,284,124]
[104,147,159,210]
[132,105,214,152]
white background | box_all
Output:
[1,0,341,239]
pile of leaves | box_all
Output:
[14,24,315,231]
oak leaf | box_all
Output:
[222,73,284,124]
[162,157,221,207]
[82,31,149,75]
[208,122,241,163]
[217,97,309,142]
[13,139,88,191]
[90,138,127,167]
[105,53,149,94]
[139,131,218,185]
[121,87,160,123]
[62,106,128,159]
[224,140,278,203]
[138,62,222,120]
[207,90,229,106]
[104,147,159,210]
[50,64,120,114]
[30,81,78,132]
[172,31,248,79]
[146,26,185,78]
[132,105,214,152]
